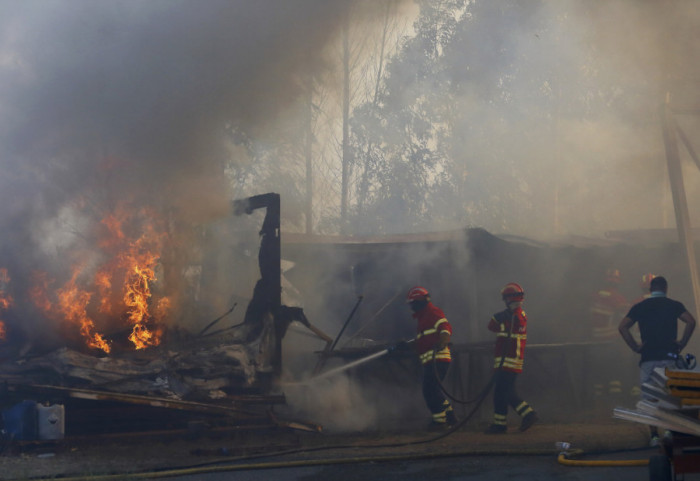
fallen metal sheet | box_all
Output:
[636,400,700,436]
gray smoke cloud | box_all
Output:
[0,0,397,346]
[0,0,357,226]
[446,0,700,238]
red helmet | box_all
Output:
[640,273,655,289]
[606,268,621,284]
[406,286,430,303]
[501,282,524,302]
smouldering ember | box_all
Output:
[28,203,171,353]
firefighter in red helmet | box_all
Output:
[406,286,457,429]
[485,283,538,434]
[588,268,630,406]
[633,273,656,305]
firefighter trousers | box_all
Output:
[492,370,533,425]
[422,361,453,423]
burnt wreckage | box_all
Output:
[233,193,329,383]
[0,192,327,440]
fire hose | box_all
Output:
[557,452,648,467]
[41,443,653,481]
[27,448,559,481]
[555,444,650,467]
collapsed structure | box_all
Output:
[0,193,330,441]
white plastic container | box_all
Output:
[37,404,65,440]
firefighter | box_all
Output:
[588,268,630,403]
[406,286,458,429]
[485,282,538,434]
[632,273,656,305]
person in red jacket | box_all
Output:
[407,286,457,429]
[588,268,630,404]
[485,282,538,434]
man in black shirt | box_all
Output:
[619,276,696,446]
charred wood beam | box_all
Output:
[232,193,281,309]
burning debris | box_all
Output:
[0,193,329,440]
[21,201,172,354]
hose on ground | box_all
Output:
[557,450,649,467]
[26,448,560,481]
[36,447,656,481]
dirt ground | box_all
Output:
[0,418,652,480]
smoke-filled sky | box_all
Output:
[0,0,391,312]
[0,0,361,226]
[2,0,700,257]
[0,0,697,314]
[395,0,700,239]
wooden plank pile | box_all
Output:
[614,366,700,436]
[0,329,293,437]
[0,336,259,401]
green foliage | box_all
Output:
[348,0,666,237]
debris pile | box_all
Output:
[0,320,296,441]
[614,365,700,435]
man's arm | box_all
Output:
[618,316,642,353]
[677,311,697,351]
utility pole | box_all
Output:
[341,12,350,235]
[305,79,313,235]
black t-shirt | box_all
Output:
[626,296,687,362]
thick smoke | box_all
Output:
[0,0,359,226]
[445,0,700,238]
[0,0,382,337]
[0,0,418,430]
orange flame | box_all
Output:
[26,201,171,354]
[94,270,113,314]
[56,265,111,353]
[120,212,170,350]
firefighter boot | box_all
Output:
[485,413,507,434]
[443,400,458,426]
[446,410,458,426]
[519,411,539,432]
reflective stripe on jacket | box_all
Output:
[414,303,452,365]
[488,307,527,373]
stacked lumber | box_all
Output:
[614,366,700,436]
[0,333,259,402]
